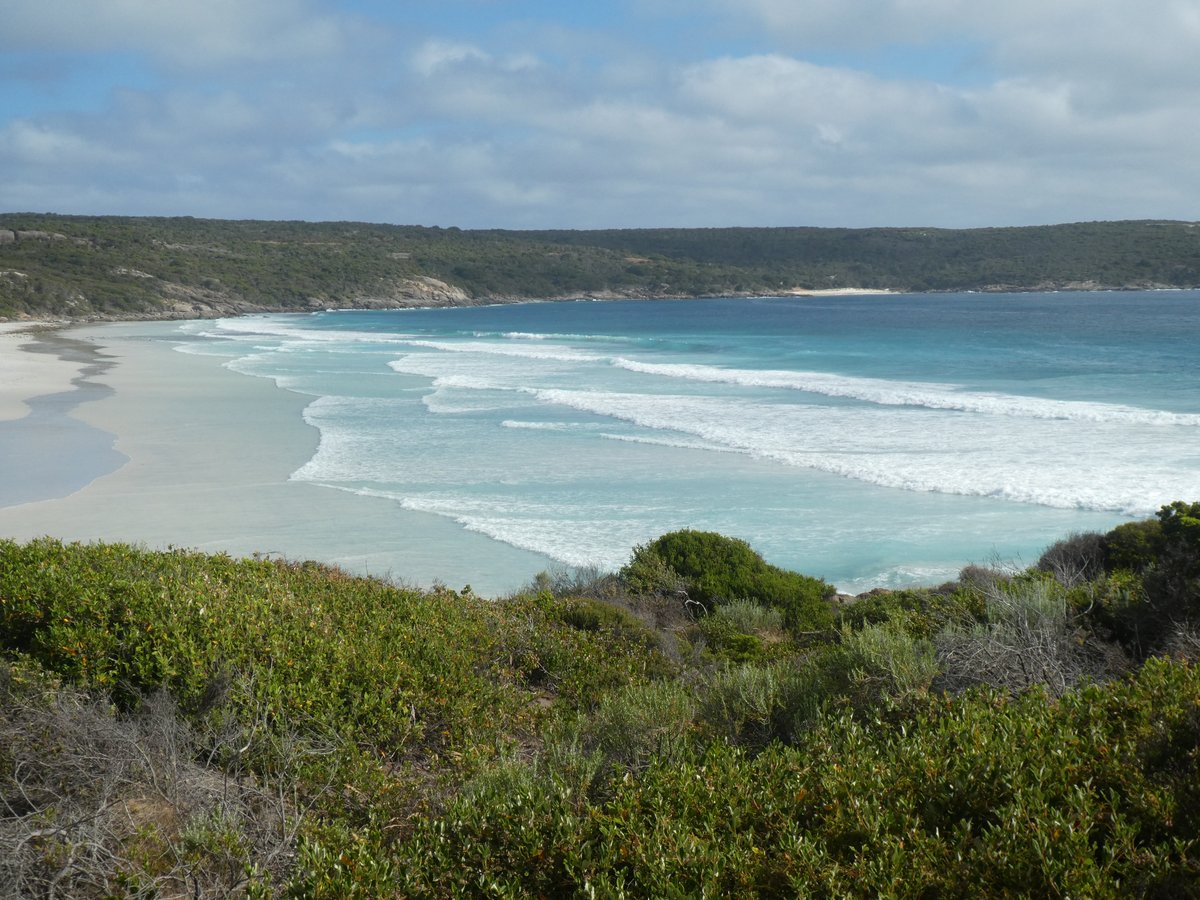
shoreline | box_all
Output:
[4,283,1194,333]
[0,320,556,596]
[0,326,127,507]
[0,320,80,422]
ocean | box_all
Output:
[171,291,1200,593]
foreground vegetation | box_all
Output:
[2,510,1199,896]
[2,214,1199,320]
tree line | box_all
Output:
[2,214,1198,319]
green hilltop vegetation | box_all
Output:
[2,214,1199,320]
[3,508,1200,896]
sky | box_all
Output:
[2,0,1198,229]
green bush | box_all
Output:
[548,680,698,779]
[623,530,834,632]
[711,598,785,635]
[556,596,654,643]
[398,658,1200,896]
[831,618,940,706]
[837,586,983,638]
[1149,501,1200,609]
[1093,503,1200,657]
[1104,518,1164,573]
[492,591,676,706]
[5,525,1200,896]
[617,544,686,597]
[695,663,791,749]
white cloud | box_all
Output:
[0,0,354,68]
[1,1,1198,228]
[699,0,1200,98]
[411,41,493,77]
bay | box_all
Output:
[174,290,1200,592]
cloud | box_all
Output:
[0,0,354,69]
[1,1,1198,228]
[699,0,1200,96]
[411,41,493,77]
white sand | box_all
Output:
[0,321,553,595]
[780,287,896,297]
[0,321,79,421]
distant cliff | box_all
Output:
[2,214,1198,320]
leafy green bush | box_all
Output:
[837,586,983,638]
[695,663,791,749]
[1104,518,1164,573]
[492,591,676,706]
[556,596,653,642]
[1093,503,1200,657]
[398,658,1200,896]
[1148,501,1200,609]
[711,598,785,635]
[623,530,834,632]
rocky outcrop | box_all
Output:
[335,276,474,309]
[153,281,257,318]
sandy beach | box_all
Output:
[0,320,554,595]
[0,321,80,422]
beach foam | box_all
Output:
[609,358,1200,425]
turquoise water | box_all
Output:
[172,292,1200,592]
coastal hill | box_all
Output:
[2,214,1199,320]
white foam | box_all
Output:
[525,388,1196,516]
[502,420,600,431]
[400,339,604,363]
[377,335,1199,517]
[393,493,651,569]
[386,335,1199,426]
[213,316,415,345]
[610,358,1200,426]
[597,432,735,454]
[837,564,965,594]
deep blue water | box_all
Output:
[172,291,1200,591]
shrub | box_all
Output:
[958,561,1013,595]
[623,530,834,633]
[1104,518,1163,573]
[0,674,296,897]
[697,615,767,664]
[832,618,940,706]
[1083,569,1155,654]
[556,596,657,646]
[1091,503,1200,657]
[710,599,785,636]
[837,587,983,639]
[1147,500,1200,612]
[935,575,1098,696]
[523,565,624,602]
[617,546,686,598]
[549,681,697,779]
[491,592,676,706]
[398,659,1200,897]
[1037,531,1107,588]
[695,601,790,665]
[696,663,786,749]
